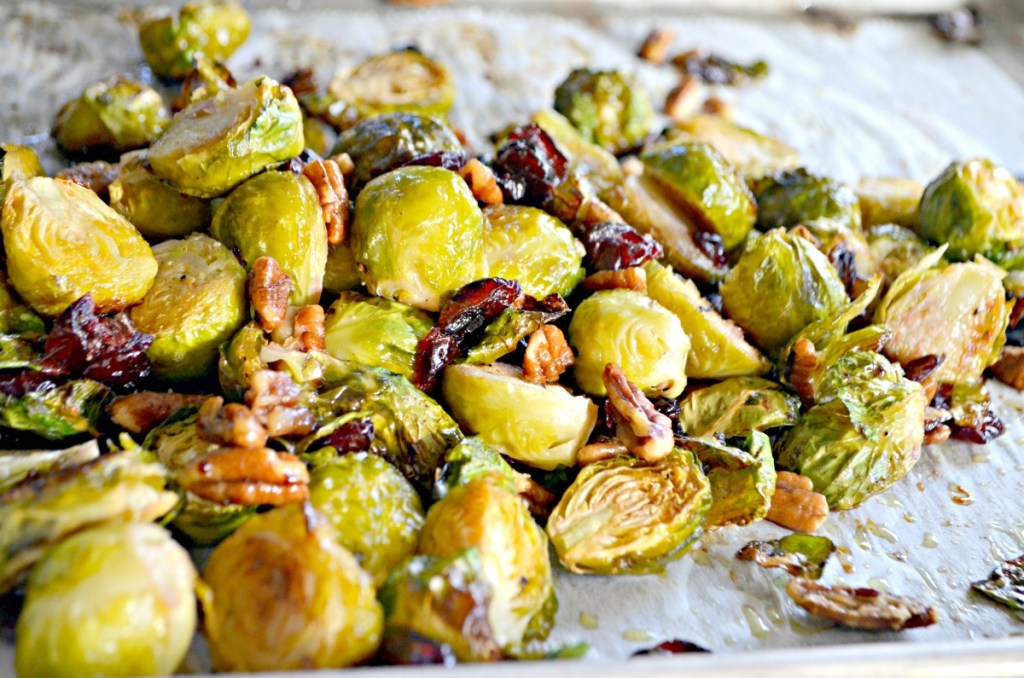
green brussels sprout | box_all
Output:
[330,112,462,194]
[754,169,862,233]
[303,114,336,157]
[148,76,304,198]
[323,292,433,380]
[641,141,757,250]
[531,108,624,194]
[801,217,878,279]
[419,475,555,648]
[553,68,653,155]
[678,377,800,438]
[867,224,933,287]
[323,242,363,293]
[201,503,383,671]
[720,228,848,354]
[433,435,517,501]
[0,448,178,593]
[15,522,196,678]
[442,363,598,471]
[52,76,169,157]
[482,204,584,299]
[130,233,247,380]
[137,0,251,79]
[918,158,1024,263]
[308,452,424,587]
[0,379,109,441]
[0,440,99,495]
[679,433,776,528]
[218,322,270,401]
[737,532,836,580]
[856,176,924,230]
[2,178,158,316]
[644,260,769,378]
[0,144,45,206]
[0,271,45,340]
[211,170,328,306]
[971,554,1024,613]
[463,306,562,366]
[108,151,212,240]
[568,288,689,398]
[352,165,486,312]
[328,49,456,121]
[173,53,237,111]
[777,351,927,510]
[874,247,1011,384]
[667,114,800,180]
[546,449,710,574]
[379,549,502,663]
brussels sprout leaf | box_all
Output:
[736,533,836,580]
[678,377,800,438]
[972,555,1024,612]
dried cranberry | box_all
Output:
[491,124,568,207]
[377,629,456,667]
[282,68,318,97]
[400,150,468,172]
[412,330,459,392]
[693,230,728,268]
[828,245,858,297]
[314,417,375,454]
[577,221,663,271]
[632,639,710,657]
[903,354,944,384]
[0,371,57,398]
[650,396,684,437]
[951,413,1004,444]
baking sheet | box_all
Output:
[2,0,1024,674]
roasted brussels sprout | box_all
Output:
[173,53,237,111]
[308,452,424,587]
[641,141,757,250]
[553,68,653,155]
[148,76,304,198]
[0,144,45,205]
[754,169,862,233]
[15,523,196,678]
[482,205,584,298]
[442,363,598,471]
[678,377,800,438]
[736,532,835,580]
[323,293,433,380]
[667,114,800,180]
[217,322,269,401]
[867,224,932,287]
[0,440,99,495]
[680,433,775,528]
[52,76,168,157]
[918,158,1024,263]
[137,0,251,79]
[419,475,554,648]
[0,270,44,339]
[568,289,689,398]
[463,305,565,366]
[856,176,923,230]
[329,49,456,120]
[351,165,486,312]
[202,503,383,671]
[720,228,848,354]
[801,217,878,280]
[211,170,328,306]
[130,233,247,380]
[433,435,517,500]
[323,242,363,293]
[547,449,710,574]
[2,177,158,316]
[0,379,109,441]
[109,151,212,240]
[531,108,624,194]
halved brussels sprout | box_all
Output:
[323,242,363,293]
[0,379,109,441]
[720,228,848,354]
[0,271,45,338]
[130,233,247,380]
[218,322,270,401]
[202,503,383,671]
[463,306,564,366]
[667,114,800,180]
[546,449,710,574]
[737,532,835,580]
[108,151,212,240]
[442,363,597,471]
[678,377,800,438]
[531,108,624,194]
[754,169,862,233]
[0,440,99,495]
[329,49,456,120]
[433,435,517,501]
[867,224,932,287]
[644,260,769,378]
[641,141,757,250]
[680,433,775,528]
[801,217,878,279]
[0,144,45,205]
[323,293,433,380]
[351,165,486,312]
[52,76,168,157]
[553,68,653,155]
[137,0,251,79]
[2,177,158,316]
[856,176,923,230]
[308,452,424,587]
[211,170,328,306]
[568,288,689,398]
[148,76,304,198]
[173,53,237,111]
[482,205,584,299]
[419,475,554,649]
[15,523,196,678]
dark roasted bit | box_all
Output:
[786,578,939,631]
[248,256,292,332]
[931,7,983,45]
[576,221,663,272]
[903,354,945,403]
[602,363,674,462]
[400,149,468,172]
[177,446,310,506]
[583,267,647,293]
[632,640,710,657]
[196,396,267,450]
[522,325,574,384]
[107,391,209,435]
[737,533,836,580]
[971,554,1024,612]
[989,345,1024,390]
[303,158,350,246]
[457,158,503,206]
[766,471,829,533]
[54,161,120,201]
[491,123,568,208]
[638,27,676,64]
[281,67,318,98]
[671,47,769,85]
[933,382,1005,444]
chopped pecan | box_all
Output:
[107,391,209,435]
[55,161,119,200]
[786,578,939,631]
[576,195,626,227]
[522,325,574,384]
[244,369,315,438]
[196,397,267,450]
[638,27,676,64]
[291,304,326,352]
[603,363,674,462]
[767,471,829,533]
[665,74,702,122]
[329,152,355,181]
[249,256,292,332]
[458,158,504,206]
[923,406,952,446]
[303,158,349,246]
[513,470,557,520]
[576,439,628,466]
[178,447,310,506]
[903,354,944,403]
[702,95,735,119]
[582,267,647,293]
[789,337,819,405]
[989,345,1024,390]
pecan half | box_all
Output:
[244,369,315,438]
[990,345,1024,390]
[513,471,557,520]
[702,95,735,119]
[178,447,310,506]
[767,471,829,533]
[303,158,349,246]
[786,578,939,631]
[249,256,292,332]
[291,304,326,352]
[789,337,819,405]
[55,161,119,200]
[576,439,628,467]
[458,158,503,206]
[923,406,952,446]
[665,74,702,122]
[638,27,675,64]
[602,363,674,462]
[107,391,209,435]
[582,267,647,293]
[329,152,355,181]
[196,397,267,450]
[523,325,574,384]
[575,195,626,227]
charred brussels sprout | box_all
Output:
[553,68,653,155]
[352,166,486,312]
[2,177,158,316]
[568,289,689,398]
[329,50,456,120]
[202,503,383,671]
[918,158,1024,263]
[148,76,304,198]
[108,151,212,240]
[442,363,597,471]
[667,114,800,180]
[641,141,757,250]
[0,379,109,441]
[308,453,425,587]
[130,233,247,380]
[211,170,328,306]
[546,449,710,574]
[15,523,196,678]
[755,169,862,233]
[323,293,433,380]
[720,229,848,354]
[52,76,168,157]
[419,475,554,649]
[678,377,800,438]
[680,433,775,528]
[856,176,923,230]
[482,205,584,298]
[137,0,251,79]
